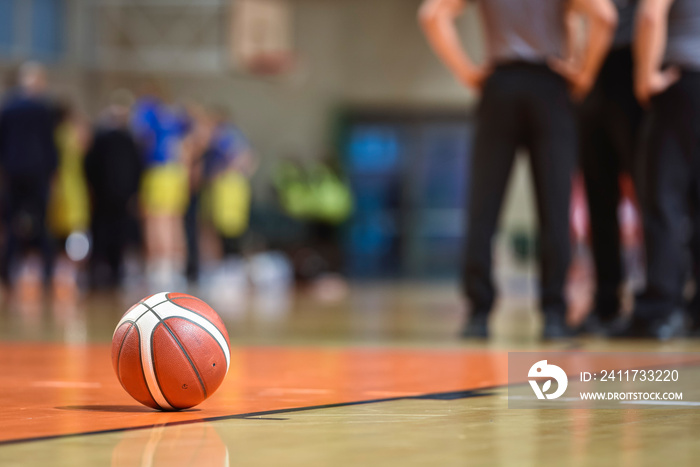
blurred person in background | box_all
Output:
[49,100,90,242]
[48,99,91,297]
[576,0,643,335]
[273,159,353,292]
[84,90,144,289]
[419,0,617,338]
[132,87,190,288]
[629,0,700,338]
[181,101,215,284]
[204,108,256,264]
[0,62,59,292]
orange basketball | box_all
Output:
[111,292,231,411]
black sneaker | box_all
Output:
[543,313,576,340]
[652,310,687,340]
[577,313,627,337]
[689,316,700,338]
[461,313,489,339]
[615,309,687,340]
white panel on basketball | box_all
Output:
[143,292,170,309]
[134,311,174,411]
[151,301,231,372]
[114,292,169,334]
[113,303,148,338]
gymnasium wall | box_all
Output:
[0,0,536,232]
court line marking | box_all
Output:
[506,396,700,406]
[258,388,332,395]
[506,396,582,402]
[620,401,700,407]
[31,381,102,389]
[5,354,700,446]
[0,388,495,446]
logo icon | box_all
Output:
[528,360,568,400]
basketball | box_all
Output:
[111,292,231,411]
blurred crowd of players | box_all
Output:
[3,0,699,343]
[0,62,256,296]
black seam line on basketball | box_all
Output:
[163,295,217,325]
[162,295,230,368]
[129,308,152,325]
[135,325,160,409]
[138,293,162,306]
[161,304,229,368]
[120,303,165,328]
[138,300,177,409]
[159,318,209,399]
[144,303,208,400]
[118,295,209,343]
[162,315,229,383]
[0,388,498,446]
[120,298,173,406]
[138,295,153,305]
[149,322,177,409]
[165,292,206,305]
[162,315,227,364]
[115,321,135,383]
[163,295,228,351]
[130,299,170,324]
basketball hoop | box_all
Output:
[229,0,297,78]
[244,51,297,76]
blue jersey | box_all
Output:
[205,124,250,178]
[132,98,190,166]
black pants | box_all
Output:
[578,47,643,317]
[689,180,700,319]
[89,208,130,289]
[0,176,54,286]
[637,71,700,320]
[184,192,200,282]
[463,63,577,317]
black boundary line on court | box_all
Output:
[4,354,700,447]
[0,387,498,447]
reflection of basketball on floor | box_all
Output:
[112,292,231,410]
[111,423,229,467]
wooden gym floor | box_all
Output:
[1,281,700,466]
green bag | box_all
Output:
[275,162,353,225]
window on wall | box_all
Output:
[0,0,66,62]
[0,1,17,56]
[31,0,65,60]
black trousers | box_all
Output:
[184,192,200,282]
[637,71,700,320]
[89,207,130,289]
[0,175,54,286]
[578,47,643,317]
[463,63,577,317]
